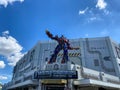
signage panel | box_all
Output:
[34,70,78,79]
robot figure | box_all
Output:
[46,30,79,64]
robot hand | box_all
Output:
[75,47,80,50]
[46,30,53,38]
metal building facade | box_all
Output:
[2,37,120,90]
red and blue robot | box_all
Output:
[46,30,79,64]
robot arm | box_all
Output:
[68,45,79,50]
[67,41,79,50]
[46,30,58,40]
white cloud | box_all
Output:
[85,34,89,37]
[90,17,97,21]
[96,0,107,10]
[7,52,23,66]
[0,30,24,66]
[0,61,6,68]
[104,9,110,15]
[0,75,8,80]
[2,30,9,35]
[86,15,103,23]
[0,0,24,7]
[100,30,109,35]
[79,7,88,15]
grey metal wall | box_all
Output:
[4,37,120,90]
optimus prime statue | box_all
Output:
[46,30,79,64]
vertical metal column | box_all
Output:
[38,79,41,90]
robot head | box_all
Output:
[55,35,58,38]
[61,35,65,39]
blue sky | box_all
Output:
[0,0,120,84]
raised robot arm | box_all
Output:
[46,30,58,40]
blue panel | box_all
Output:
[34,70,78,79]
